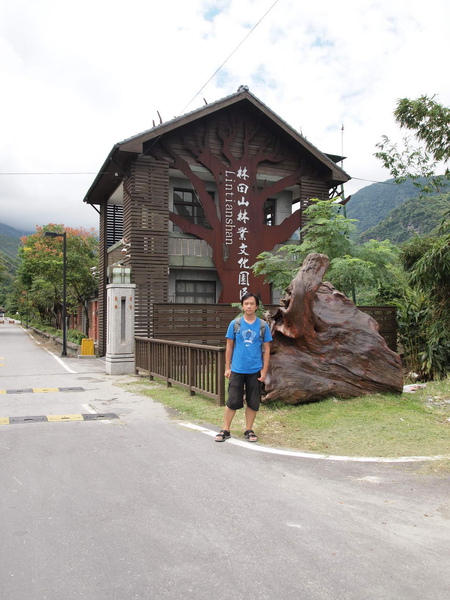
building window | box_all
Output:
[264,198,276,226]
[173,189,213,233]
[175,280,216,304]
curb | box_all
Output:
[181,423,450,464]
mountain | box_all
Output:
[0,222,31,238]
[0,222,31,267]
[346,178,431,234]
[358,194,449,244]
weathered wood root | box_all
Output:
[263,253,403,404]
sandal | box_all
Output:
[215,429,231,442]
[244,429,258,442]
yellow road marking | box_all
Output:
[0,387,84,394]
[46,414,84,422]
[1,413,118,424]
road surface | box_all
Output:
[1,323,449,599]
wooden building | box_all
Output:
[83,88,350,355]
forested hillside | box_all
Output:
[346,178,428,234]
[357,194,449,244]
[0,222,28,306]
[0,222,29,261]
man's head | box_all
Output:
[241,293,260,307]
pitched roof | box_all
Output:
[84,89,350,205]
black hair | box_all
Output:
[241,292,260,306]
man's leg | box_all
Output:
[215,406,236,441]
[245,406,257,431]
[223,406,236,431]
[244,406,258,441]
[243,373,260,441]
[215,373,243,441]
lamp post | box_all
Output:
[44,231,67,357]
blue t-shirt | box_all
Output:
[226,317,272,374]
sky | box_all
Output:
[1,0,449,234]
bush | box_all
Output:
[395,290,450,380]
[67,329,88,344]
[27,319,87,345]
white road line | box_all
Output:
[81,403,113,424]
[26,333,41,344]
[44,348,78,373]
[22,327,77,373]
[180,422,449,463]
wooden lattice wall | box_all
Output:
[300,179,330,201]
[123,156,170,338]
[149,303,398,352]
[106,204,124,248]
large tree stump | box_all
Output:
[263,253,403,403]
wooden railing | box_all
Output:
[135,337,226,406]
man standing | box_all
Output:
[215,293,272,443]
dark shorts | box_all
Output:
[227,371,262,412]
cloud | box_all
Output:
[1,0,449,232]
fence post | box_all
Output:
[147,340,154,381]
[188,347,195,396]
[165,343,171,387]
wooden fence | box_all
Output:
[135,337,226,405]
[149,303,398,351]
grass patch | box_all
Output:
[120,376,450,462]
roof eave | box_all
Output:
[119,90,350,182]
[83,144,138,206]
[83,89,350,204]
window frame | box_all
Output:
[174,280,216,304]
[172,188,213,233]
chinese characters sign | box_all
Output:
[223,165,256,300]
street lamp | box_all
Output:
[44,231,67,357]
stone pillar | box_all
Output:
[105,282,136,375]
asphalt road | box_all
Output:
[1,324,449,600]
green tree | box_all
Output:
[253,199,401,304]
[395,96,450,163]
[376,95,450,379]
[375,95,450,229]
[395,238,450,380]
[17,224,98,334]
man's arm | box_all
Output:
[258,341,270,382]
[225,338,234,379]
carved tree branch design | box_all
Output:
[155,117,311,302]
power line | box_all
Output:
[0,252,19,271]
[351,177,397,186]
[0,171,399,187]
[0,244,20,262]
[179,0,281,115]
[0,172,99,175]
